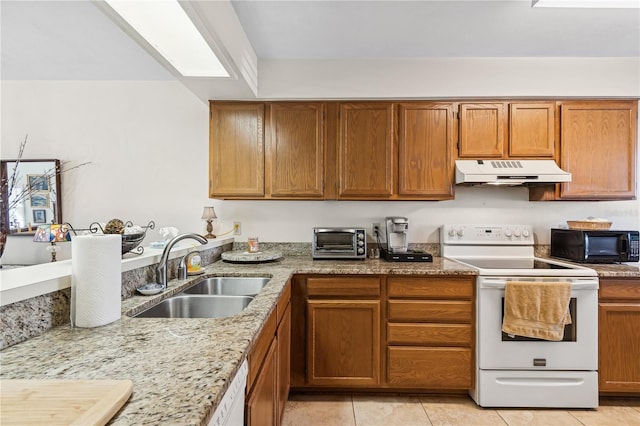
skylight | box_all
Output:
[104,0,229,77]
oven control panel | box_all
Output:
[442,224,534,245]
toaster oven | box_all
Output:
[312,227,367,260]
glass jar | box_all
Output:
[248,237,259,253]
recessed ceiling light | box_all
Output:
[532,0,640,7]
[104,0,229,77]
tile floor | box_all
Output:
[281,393,640,426]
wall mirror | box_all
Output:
[1,159,62,235]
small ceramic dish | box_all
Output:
[136,283,164,296]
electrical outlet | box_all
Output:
[372,222,381,237]
[233,222,241,235]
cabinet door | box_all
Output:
[209,102,265,198]
[599,302,640,393]
[509,102,555,157]
[397,103,455,199]
[246,339,277,426]
[558,101,637,200]
[338,103,394,198]
[276,303,291,424]
[267,103,324,198]
[458,103,506,158]
[306,300,381,386]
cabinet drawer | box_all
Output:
[388,300,472,323]
[307,276,380,298]
[388,277,473,299]
[387,323,472,346]
[600,279,640,301]
[388,347,472,389]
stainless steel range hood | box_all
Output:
[455,159,571,185]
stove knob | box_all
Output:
[448,228,456,237]
[514,228,521,237]
[357,240,365,247]
[504,229,513,237]
[522,228,530,237]
[456,229,464,237]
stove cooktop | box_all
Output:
[453,257,573,270]
[448,256,598,277]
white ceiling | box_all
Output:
[1,1,638,90]
[232,0,640,58]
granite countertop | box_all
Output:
[0,256,475,425]
[583,262,640,278]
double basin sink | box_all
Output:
[132,277,270,319]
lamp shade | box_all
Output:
[201,206,217,220]
[33,224,72,243]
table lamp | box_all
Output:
[33,224,71,262]
[201,206,217,239]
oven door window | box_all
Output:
[315,232,354,252]
[501,298,577,342]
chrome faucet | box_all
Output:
[155,233,208,289]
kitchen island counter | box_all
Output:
[0,256,474,425]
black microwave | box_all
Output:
[550,228,639,264]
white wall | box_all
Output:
[1,80,215,264]
[257,58,640,99]
[1,57,639,263]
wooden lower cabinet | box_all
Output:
[246,281,291,426]
[246,339,277,426]
[387,347,472,388]
[292,274,475,392]
[306,299,381,387]
[599,278,640,394]
[386,276,474,390]
[277,303,291,419]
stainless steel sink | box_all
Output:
[182,276,270,297]
[132,295,253,319]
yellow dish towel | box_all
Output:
[502,281,572,341]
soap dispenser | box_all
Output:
[184,245,203,276]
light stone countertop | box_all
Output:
[581,262,640,278]
[0,256,475,426]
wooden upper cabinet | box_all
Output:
[209,102,265,198]
[397,103,455,199]
[267,103,324,198]
[509,102,555,157]
[338,103,394,198]
[458,103,506,158]
[557,101,637,200]
[459,102,555,159]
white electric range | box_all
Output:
[441,224,599,409]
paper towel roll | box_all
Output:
[71,234,122,328]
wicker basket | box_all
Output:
[567,220,612,230]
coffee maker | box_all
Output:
[385,216,409,253]
[380,216,433,262]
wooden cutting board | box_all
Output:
[1,379,133,425]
